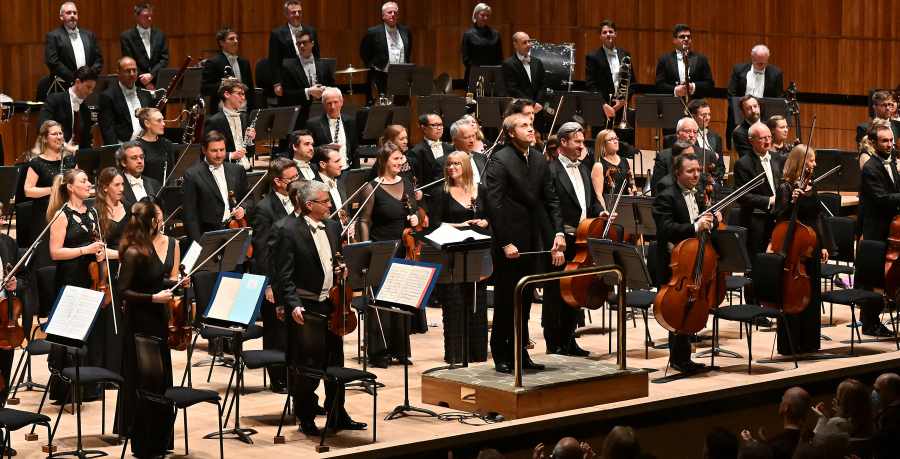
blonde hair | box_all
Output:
[135,107,161,136]
[378,125,407,148]
[47,169,87,221]
[443,151,475,195]
[462,114,485,140]
[31,120,64,160]
[782,144,815,184]
[596,129,617,159]
[859,118,891,154]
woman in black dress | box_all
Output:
[461,3,504,87]
[430,151,490,363]
[47,169,108,401]
[591,129,634,210]
[358,142,423,367]
[116,199,181,457]
[369,125,419,183]
[767,115,792,168]
[772,145,834,355]
[136,108,176,184]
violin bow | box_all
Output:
[227,170,269,220]
[541,95,565,157]
[167,228,248,294]
[329,177,377,220]
[95,220,118,335]
[342,178,385,238]
[798,114,818,187]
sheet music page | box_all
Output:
[206,277,242,320]
[44,286,104,341]
[376,263,436,308]
[181,242,201,273]
[227,274,267,323]
[425,225,489,248]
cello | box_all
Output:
[0,263,25,351]
[886,216,900,301]
[329,253,357,336]
[167,265,193,351]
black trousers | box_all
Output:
[259,301,286,386]
[542,258,580,351]
[669,332,693,364]
[287,299,345,423]
[490,252,535,365]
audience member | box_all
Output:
[873,373,900,431]
[738,442,773,459]
[600,426,640,459]
[813,378,875,438]
[704,427,739,459]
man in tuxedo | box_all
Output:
[651,152,720,374]
[652,118,723,195]
[120,3,169,89]
[436,119,486,184]
[116,141,160,210]
[38,65,96,149]
[726,45,784,149]
[732,95,761,158]
[44,2,103,87]
[856,91,900,146]
[542,122,605,357]
[663,99,723,155]
[654,24,715,99]
[312,145,348,216]
[288,130,320,181]
[306,88,359,169]
[409,113,453,195]
[201,27,255,115]
[280,29,336,129]
[585,20,635,124]
[734,122,781,268]
[271,180,366,436]
[501,32,548,112]
[359,2,412,105]
[99,57,152,145]
[483,113,565,374]
[270,0,320,99]
[253,158,300,394]
[180,131,254,245]
[202,79,256,170]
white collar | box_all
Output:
[517,52,530,60]
[137,25,151,34]
[558,155,580,168]
[677,182,696,195]
[118,82,136,95]
[304,214,325,230]
[385,24,398,33]
[604,46,617,55]
[289,23,302,33]
[126,172,142,182]
[66,26,80,36]
[69,88,84,106]
[222,107,241,117]
[223,52,238,61]
[328,114,340,122]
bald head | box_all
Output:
[512,32,532,57]
[552,437,584,459]
[875,373,900,406]
[781,387,811,422]
[748,122,772,154]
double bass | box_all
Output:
[0,263,25,351]
[329,253,357,336]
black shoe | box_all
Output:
[495,362,513,374]
[314,405,327,416]
[753,317,773,327]
[863,325,893,337]
[330,417,367,431]
[568,342,590,357]
[298,419,321,436]
[1,446,16,456]
[522,357,545,370]
[671,361,699,374]
[369,358,389,369]
[547,346,566,356]
[427,298,442,308]
[271,381,288,394]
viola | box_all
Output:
[167,264,193,351]
[0,263,25,351]
[88,231,112,308]
[328,253,357,336]
[227,191,253,258]
[401,194,422,261]
[886,216,900,301]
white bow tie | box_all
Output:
[310,221,325,230]
[884,158,893,166]
[520,55,531,64]
[759,153,771,162]
[129,176,143,187]
[565,161,581,168]
[209,165,222,172]
[302,56,315,65]
[683,188,697,197]
[123,87,136,96]
[605,48,617,56]
[325,178,337,189]
[296,161,311,169]
[753,70,765,76]
[68,28,79,38]
[427,140,442,148]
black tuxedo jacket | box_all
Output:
[306,114,359,169]
[548,160,604,230]
[409,140,454,191]
[651,147,722,196]
[313,174,348,219]
[37,91,92,149]
[98,83,153,145]
[584,47,635,105]
[858,155,900,241]
[121,174,160,210]
[202,110,254,162]
[856,119,900,146]
[359,23,413,71]
[271,215,341,313]
[732,120,754,158]
[483,144,564,252]
[44,26,104,85]
[201,53,254,115]
[180,161,253,244]
[279,57,336,126]
[734,150,782,226]
[120,27,170,85]
[651,182,713,283]
[251,191,291,277]
[726,62,785,100]
[663,130,723,155]
[501,55,547,105]
[655,51,715,98]
[433,152,487,183]
[268,23,320,87]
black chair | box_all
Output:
[821,240,899,354]
[121,335,223,459]
[727,206,741,226]
[0,408,53,458]
[47,344,123,437]
[35,76,65,103]
[8,267,55,403]
[276,312,377,452]
[709,253,798,374]
[722,226,752,305]
[221,348,286,427]
[819,192,842,218]
[821,217,856,317]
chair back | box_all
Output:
[752,253,784,305]
[646,241,658,288]
[47,343,85,374]
[819,192,842,218]
[133,335,169,399]
[192,270,217,325]
[612,224,625,243]
[727,207,741,226]
[293,311,331,376]
[827,216,856,264]
[37,266,57,318]
[855,240,886,291]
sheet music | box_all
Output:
[424,224,489,249]
[376,262,437,308]
[181,242,201,273]
[44,286,105,341]
[206,277,242,320]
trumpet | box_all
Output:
[608,56,633,130]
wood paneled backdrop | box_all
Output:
[2,0,899,165]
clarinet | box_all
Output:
[237,111,259,171]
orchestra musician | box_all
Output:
[116,198,182,454]
[461,114,487,152]
[409,113,453,194]
[92,167,128,374]
[732,95,762,158]
[585,20,635,125]
[357,142,424,368]
[201,27,254,114]
[726,45,784,149]
[252,158,300,394]
[734,122,781,269]
[370,125,418,182]
[359,2,412,105]
[859,119,892,170]
[0,203,25,456]
[591,129,635,205]
[652,118,722,196]
[651,152,721,374]
[287,130,321,181]
[461,3,503,87]
[98,57,152,145]
[117,141,160,210]
[306,88,359,170]
[201,79,256,170]
[270,0,321,99]
[37,65,96,150]
[483,113,565,374]
[856,90,900,146]
[135,107,176,184]
[23,121,77,250]
[312,145,348,215]
[436,120,486,184]
[44,2,103,87]
[664,99,723,156]
[180,130,254,245]
[768,116,792,160]
[542,123,605,357]
[271,180,366,435]
[119,3,169,89]
[655,24,715,99]
[501,32,547,114]
[280,29,335,129]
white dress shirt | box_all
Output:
[385,24,405,70]
[677,182,701,231]
[67,27,87,69]
[119,82,142,141]
[517,53,532,82]
[137,25,152,59]
[288,24,303,58]
[127,173,147,201]
[757,151,776,195]
[324,176,344,210]
[223,53,248,111]
[304,215,333,301]
[879,153,897,185]
[68,88,83,142]
[208,162,231,222]
[604,47,619,90]
[745,68,765,98]
[469,153,482,185]
[301,56,318,99]
[328,115,349,169]
[277,191,294,215]
[295,159,316,180]
[558,155,587,222]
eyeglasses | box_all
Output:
[310,199,332,206]
[677,34,691,39]
[427,123,444,129]
[280,173,300,183]
[755,136,773,142]
[445,161,463,168]
[679,129,699,135]
[876,103,896,109]
[229,91,245,96]
[605,138,619,143]
[296,40,312,46]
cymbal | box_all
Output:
[335,66,369,75]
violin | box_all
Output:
[885,215,900,301]
[167,264,193,351]
[401,194,422,261]
[339,209,356,246]
[0,263,25,351]
[88,231,112,308]
[328,253,357,336]
[703,162,717,207]
[227,191,253,258]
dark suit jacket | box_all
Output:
[651,147,720,196]
[856,119,900,146]
[202,110,254,162]
[655,51,715,98]
[268,23,320,87]
[279,57,336,127]
[121,174,160,210]
[548,159,604,230]
[651,182,713,283]
[306,114,359,169]
[251,191,291,278]
[313,174,348,220]
[98,83,153,145]
[180,160,253,244]
[37,91,92,149]
[734,150,782,234]
[359,23,412,71]
[408,139,454,192]
[483,144,564,253]
[858,154,900,241]
[732,120,754,158]
[663,130,723,155]
[201,53,254,115]
[726,62,785,100]
[120,27,170,85]
[44,26,104,85]
[271,215,341,314]
[501,55,548,105]
[585,47,635,105]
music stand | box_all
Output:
[635,95,688,152]
[731,97,790,125]
[416,95,467,127]
[83,75,118,107]
[468,66,506,96]
[548,91,608,128]
[617,196,656,236]
[247,171,267,204]
[308,101,361,122]
[75,145,118,184]
[385,64,434,104]
[815,150,861,193]
[362,106,416,140]
[253,107,299,157]
[167,144,203,185]
[473,97,513,129]
[342,169,372,213]
[156,67,203,101]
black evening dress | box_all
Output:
[28,155,77,271]
[96,206,131,376]
[137,136,176,184]
[596,155,633,200]
[461,25,504,87]
[116,238,178,456]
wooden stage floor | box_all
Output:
[6,291,900,459]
